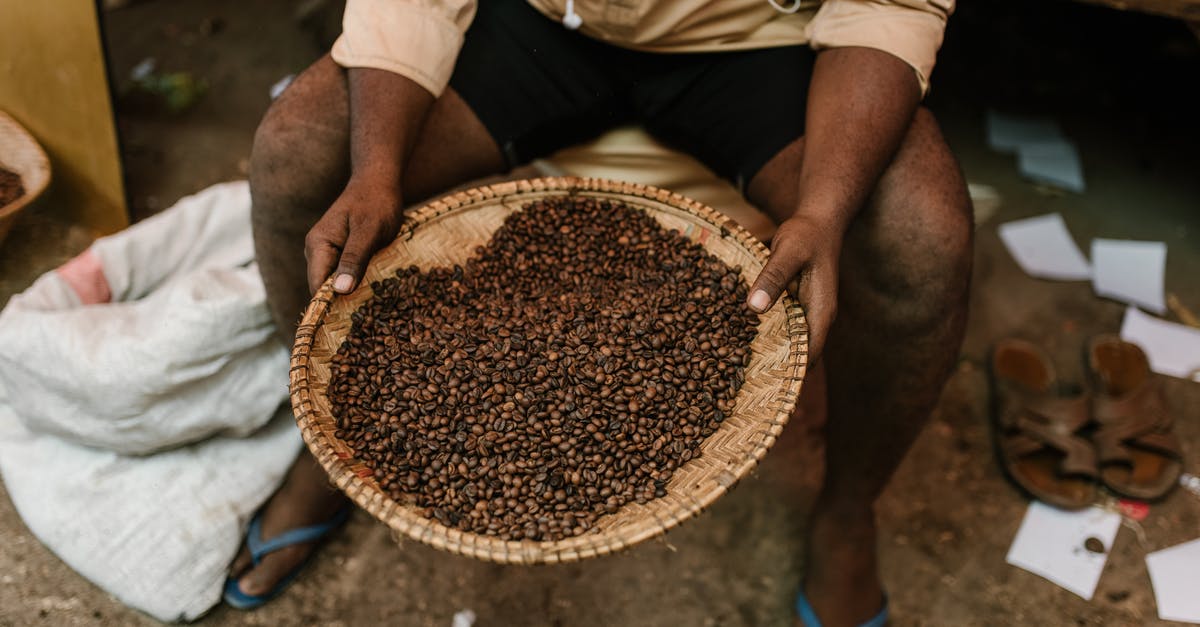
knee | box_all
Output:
[249,104,292,189]
[908,109,974,289]
[249,60,349,228]
[915,181,973,309]
[846,110,973,328]
[250,103,344,210]
[855,214,971,337]
[249,111,308,241]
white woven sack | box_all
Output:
[0,181,303,620]
[0,181,289,454]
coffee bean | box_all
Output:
[328,197,758,541]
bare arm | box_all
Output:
[748,46,921,358]
[305,68,436,294]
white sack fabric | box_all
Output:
[0,404,300,622]
[0,182,287,454]
[0,181,303,621]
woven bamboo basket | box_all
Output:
[291,177,808,564]
[0,111,52,248]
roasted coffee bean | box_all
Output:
[329,197,758,541]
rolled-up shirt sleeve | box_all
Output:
[331,0,477,97]
[806,0,954,95]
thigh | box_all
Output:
[448,0,632,169]
[635,45,816,190]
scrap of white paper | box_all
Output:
[968,182,1001,227]
[1006,503,1122,600]
[1120,306,1200,381]
[269,74,295,100]
[1182,474,1200,500]
[1018,140,1086,193]
[452,609,478,627]
[986,111,1085,192]
[986,111,1065,153]
[1092,239,1167,314]
[1147,538,1200,623]
[998,213,1092,281]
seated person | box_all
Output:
[234,1,972,625]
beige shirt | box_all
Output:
[331,0,953,98]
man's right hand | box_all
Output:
[305,67,436,295]
[304,177,404,295]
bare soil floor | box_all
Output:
[1,0,1197,625]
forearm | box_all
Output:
[305,69,436,294]
[347,67,436,194]
[747,46,924,351]
[785,47,921,232]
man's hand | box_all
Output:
[747,215,841,360]
[304,67,435,295]
[744,46,921,361]
[305,177,404,294]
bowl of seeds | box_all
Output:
[0,111,52,248]
[290,177,807,563]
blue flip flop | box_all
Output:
[223,506,352,610]
[795,588,888,627]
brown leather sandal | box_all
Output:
[989,339,1097,510]
[1086,336,1183,501]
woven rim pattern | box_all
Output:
[291,177,808,564]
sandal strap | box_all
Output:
[999,388,1097,477]
[795,588,887,627]
[248,507,351,565]
[1094,376,1169,425]
[1093,379,1182,464]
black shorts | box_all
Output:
[449,0,815,188]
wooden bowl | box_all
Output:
[290,177,807,563]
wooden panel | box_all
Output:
[0,0,128,235]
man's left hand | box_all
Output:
[747,213,843,362]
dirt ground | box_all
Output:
[1,0,1198,625]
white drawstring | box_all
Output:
[766,0,803,13]
[562,0,583,29]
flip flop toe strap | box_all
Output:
[247,508,351,565]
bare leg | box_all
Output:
[748,108,973,626]
[233,54,504,597]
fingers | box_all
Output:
[331,222,379,294]
[796,264,838,361]
[305,236,341,295]
[746,217,841,361]
[747,227,809,314]
[304,191,400,295]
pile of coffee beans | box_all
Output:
[329,197,758,541]
[0,167,23,207]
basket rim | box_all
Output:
[290,176,808,563]
[0,110,52,221]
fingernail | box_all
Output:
[748,289,770,312]
[333,273,354,293]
